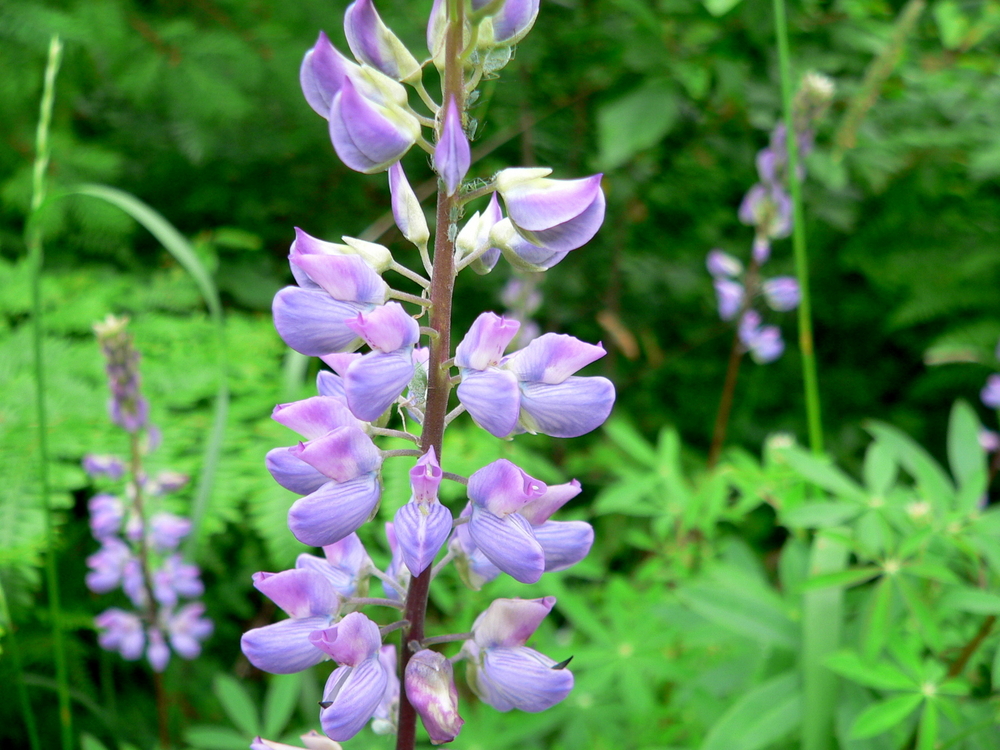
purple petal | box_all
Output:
[272,287,367,356]
[752,237,771,264]
[518,479,582,525]
[344,0,420,81]
[241,616,331,674]
[534,520,593,572]
[389,162,429,247]
[266,447,330,495]
[345,302,419,352]
[468,505,544,584]
[471,597,556,648]
[505,333,606,385]
[739,184,767,226]
[491,0,540,44]
[321,352,362,376]
[454,312,520,370]
[291,227,392,278]
[309,612,382,666]
[320,658,389,741]
[393,501,453,576]
[296,553,355,597]
[291,426,381,481]
[468,459,547,516]
[300,31,352,118]
[324,533,372,574]
[498,171,605,249]
[762,276,800,312]
[252,568,339,618]
[706,249,743,278]
[518,376,616,438]
[434,96,470,196]
[344,349,416,422]
[405,650,463,743]
[289,253,388,305]
[288,475,382,547]
[409,447,442,502]
[457,368,521,438]
[474,645,573,712]
[329,77,418,174]
[491,219,568,270]
[714,279,744,321]
[272,396,360,440]
[983,375,1000,409]
[317,370,348,401]
[147,628,171,673]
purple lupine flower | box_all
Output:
[405,649,463,743]
[752,236,771,265]
[344,0,421,82]
[148,512,192,552]
[95,315,149,433]
[982,374,1000,409]
[739,183,792,240]
[300,31,354,118]
[457,194,504,274]
[706,249,743,278]
[762,276,800,312]
[489,0,541,45]
[739,311,784,364]
[153,554,205,607]
[343,302,421,421]
[461,597,573,712]
[329,76,421,174]
[979,429,1000,452]
[713,279,744,321]
[389,163,430,248]
[85,537,133,593]
[487,219,569,271]
[122,557,148,608]
[83,454,126,481]
[435,97,471,196]
[494,168,605,254]
[291,227,393,276]
[253,732,342,750]
[371,644,400,734]
[273,251,389,357]
[96,608,146,661]
[166,602,214,659]
[88,493,124,540]
[382,522,411,602]
[466,460,547,584]
[147,627,171,672]
[241,567,342,674]
[311,613,390,741]
[393,448,453,576]
[450,503,502,590]
[296,532,374,601]
[456,314,615,439]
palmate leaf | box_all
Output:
[947,400,985,490]
[701,671,801,750]
[825,650,917,691]
[849,694,922,739]
[213,673,260,738]
[262,672,302,739]
[865,422,954,512]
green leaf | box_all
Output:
[702,0,747,17]
[916,701,937,750]
[701,671,801,750]
[800,567,881,591]
[863,577,893,659]
[783,502,862,529]
[895,575,943,651]
[863,441,898,496]
[991,643,1000,688]
[947,400,985,489]
[80,734,110,750]
[866,422,954,510]
[934,0,970,49]
[213,673,260,738]
[262,672,302,738]
[825,650,918,691]
[780,447,866,501]
[185,726,255,750]
[603,419,658,467]
[940,586,1000,614]
[596,79,678,170]
[849,694,922,739]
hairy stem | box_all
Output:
[27,35,73,750]
[396,2,466,748]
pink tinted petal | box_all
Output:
[240,616,331,674]
[434,96,470,196]
[309,612,382,666]
[457,369,520,438]
[321,352,362,377]
[505,333,607,384]
[405,650,463,743]
[409,447,442,502]
[468,459,547,516]
[454,312,520,370]
[289,253,388,305]
[393,500,453,576]
[291,426,381,481]
[266,447,330,495]
[288,475,382,547]
[273,287,367,356]
[468,505,544,584]
[344,349,415,422]
[518,479,582,525]
[534,520,593,572]
[272,396,359,440]
[323,532,373,575]
[320,658,388,740]
[518,376,615,438]
[345,302,419,352]
[252,568,339,619]
[317,370,347,401]
[472,597,556,648]
[476,646,573,712]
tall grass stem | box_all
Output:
[27,34,74,750]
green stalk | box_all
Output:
[26,35,73,750]
[0,576,42,750]
[772,0,823,455]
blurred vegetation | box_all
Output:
[3,0,1000,748]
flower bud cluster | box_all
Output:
[246,2,614,747]
[84,317,211,672]
[981,339,1000,410]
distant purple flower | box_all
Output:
[166,602,214,660]
[739,311,784,364]
[153,554,205,608]
[312,613,390,741]
[85,537,133,594]
[147,627,171,672]
[762,276,800,312]
[713,279,744,321]
[405,649,463,743]
[96,608,146,661]
[88,493,124,540]
[739,183,791,240]
[706,250,743,279]
[83,454,125,481]
[461,597,573,712]
[148,512,192,552]
[982,374,1000,409]
[95,315,149,433]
